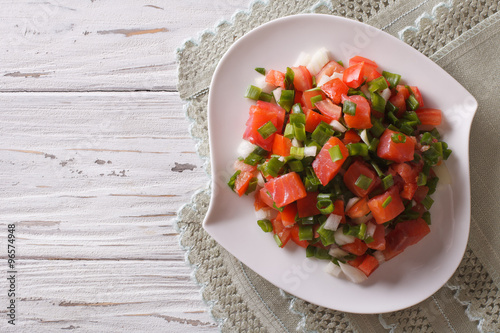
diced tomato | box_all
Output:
[366,222,386,251]
[294,90,303,106]
[389,91,406,117]
[358,254,379,277]
[233,160,257,173]
[342,62,364,89]
[363,66,383,82]
[410,86,424,107]
[305,109,333,133]
[368,186,405,224]
[349,56,378,68]
[312,137,349,186]
[315,60,345,84]
[271,214,291,248]
[333,200,346,223]
[348,254,366,268]
[416,108,442,126]
[342,129,361,145]
[243,106,278,151]
[281,203,298,227]
[343,160,379,197]
[383,218,430,260]
[377,129,415,163]
[390,162,419,200]
[291,66,313,92]
[264,172,307,208]
[344,95,372,129]
[315,99,342,121]
[302,89,326,110]
[272,134,292,157]
[234,171,254,197]
[255,101,286,132]
[413,186,429,203]
[254,189,268,211]
[341,238,368,256]
[396,85,410,99]
[265,69,285,89]
[346,197,371,218]
[290,224,309,248]
[259,187,275,209]
[412,202,426,218]
[296,191,321,217]
[321,78,349,104]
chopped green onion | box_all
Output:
[300,216,315,225]
[263,157,285,177]
[346,143,369,157]
[290,146,305,160]
[257,219,273,232]
[423,146,441,165]
[304,177,318,192]
[315,248,332,260]
[299,225,313,241]
[343,224,360,236]
[406,95,420,110]
[368,137,380,152]
[292,103,304,114]
[310,94,323,107]
[370,118,385,138]
[288,159,304,172]
[257,121,277,139]
[337,60,344,66]
[272,202,284,212]
[387,111,399,125]
[279,89,295,112]
[391,133,407,143]
[306,245,316,257]
[382,71,401,89]
[364,236,374,244]
[244,147,267,166]
[368,76,388,92]
[312,75,317,88]
[403,111,420,123]
[399,123,414,136]
[284,123,294,139]
[347,88,367,98]
[317,199,334,215]
[244,85,262,100]
[422,211,431,225]
[420,132,433,145]
[343,100,357,116]
[306,167,321,186]
[382,195,392,208]
[273,234,283,247]
[311,122,334,146]
[370,161,385,177]
[422,195,434,210]
[417,172,427,186]
[285,67,295,90]
[329,145,343,163]
[355,174,373,190]
[427,176,439,194]
[258,92,273,102]
[357,223,367,239]
[227,170,241,191]
[290,113,306,125]
[382,174,394,190]
[245,177,258,194]
[385,101,398,114]
[387,124,400,132]
[317,222,336,246]
[293,123,307,141]
[430,128,441,139]
[255,67,266,75]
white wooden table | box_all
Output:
[1,1,252,331]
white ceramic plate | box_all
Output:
[204,14,477,314]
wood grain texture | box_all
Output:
[0,0,254,331]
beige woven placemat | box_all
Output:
[176,1,500,331]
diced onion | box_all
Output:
[331,72,343,80]
[329,247,349,258]
[433,162,452,185]
[273,87,282,102]
[352,213,373,225]
[237,140,257,158]
[255,208,272,220]
[254,76,275,94]
[380,87,392,101]
[360,129,370,145]
[317,75,332,87]
[339,262,368,283]
[330,120,347,133]
[306,47,330,75]
[334,228,355,246]
[291,138,303,147]
[278,156,285,163]
[373,251,385,264]
[294,52,311,67]
[324,214,342,231]
[257,173,265,187]
[304,146,317,157]
[324,262,342,277]
[366,220,377,238]
[345,197,360,212]
[360,85,371,100]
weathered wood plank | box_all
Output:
[0,0,251,91]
